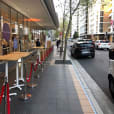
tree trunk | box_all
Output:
[62,0,66,52]
[63,0,72,61]
[85,2,88,38]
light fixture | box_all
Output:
[24,18,41,22]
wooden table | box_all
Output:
[33,46,45,49]
[0,52,31,91]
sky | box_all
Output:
[53,0,64,19]
[53,0,78,36]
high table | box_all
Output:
[0,52,31,91]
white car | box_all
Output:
[95,40,111,49]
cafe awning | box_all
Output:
[2,0,59,29]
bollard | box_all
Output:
[27,63,37,88]
[0,77,10,114]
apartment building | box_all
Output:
[78,0,112,41]
[108,0,114,42]
[88,0,101,40]
[78,5,87,38]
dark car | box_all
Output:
[82,39,95,46]
[71,42,95,58]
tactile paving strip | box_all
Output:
[69,65,95,114]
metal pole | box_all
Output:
[4,77,7,114]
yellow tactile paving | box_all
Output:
[69,66,94,114]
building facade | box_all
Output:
[0,0,58,55]
[78,5,87,38]
[78,0,113,41]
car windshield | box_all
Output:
[100,40,109,43]
[78,43,93,47]
[87,40,93,43]
[105,41,109,43]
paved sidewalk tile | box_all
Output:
[69,65,94,114]
[0,46,95,114]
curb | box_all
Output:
[70,59,104,114]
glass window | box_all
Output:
[18,13,24,27]
[78,43,93,47]
[100,17,103,22]
[105,41,109,43]
[99,23,103,32]
[11,9,18,34]
[100,11,104,17]
[11,9,17,24]
[1,2,10,22]
[24,16,28,28]
[100,40,109,43]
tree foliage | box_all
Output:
[59,18,69,33]
[73,31,78,39]
[54,29,59,38]
[80,0,93,6]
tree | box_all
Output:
[62,0,96,61]
[55,19,69,39]
[63,0,80,61]
[73,31,78,39]
[54,29,59,38]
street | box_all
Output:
[67,45,114,114]
[78,50,110,99]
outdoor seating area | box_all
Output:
[0,0,100,114]
[0,45,54,114]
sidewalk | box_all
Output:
[0,46,95,114]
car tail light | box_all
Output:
[98,43,101,45]
[108,43,111,45]
[91,45,94,48]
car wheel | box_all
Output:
[91,54,95,58]
[74,53,78,58]
[109,79,114,98]
[97,46,99,50]
[71,51,73,56]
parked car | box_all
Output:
[83,39,94,43]
[71,41,95,58]
[108,43,114,98]
[95,40,111,49]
